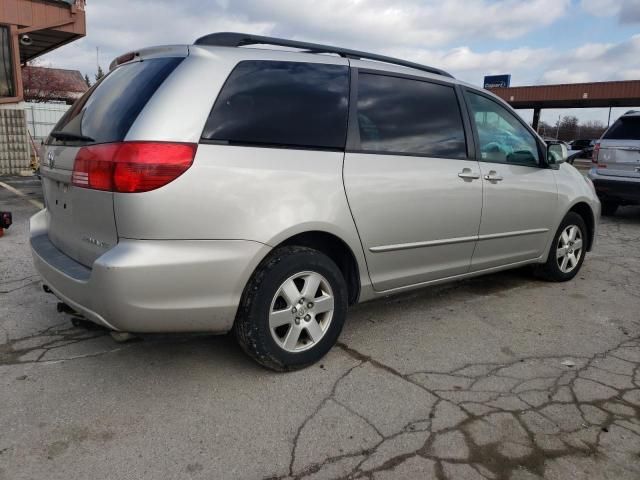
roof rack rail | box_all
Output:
[194,32,454,79]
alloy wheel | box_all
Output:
[269,271,335,352]
[556,225,583,273]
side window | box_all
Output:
[202,61,349,150]
[356,73,467,158]
[467,92,540,167]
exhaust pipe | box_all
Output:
[56,302,76,315]
[71,317,106,331]
[43,284,53,294]
[54,300,113,333]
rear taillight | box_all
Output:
[592,142,601,165]
[72,142,197,193]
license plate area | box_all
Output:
[45,179,73,217]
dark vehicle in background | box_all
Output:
[570,139,595,151]
[568,139,596,162]
[568,143,596,165]
[588,111,640,215]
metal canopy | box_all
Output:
[490,80,640,109]
[19,30,76,63]
[194,32,454,79]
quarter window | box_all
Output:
[467,92,540,166]
[355,73,467,158]
[202,61,349,150]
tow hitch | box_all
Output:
[45,287,139,342]
[55,301,103,330]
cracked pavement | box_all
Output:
[1,177,640,480]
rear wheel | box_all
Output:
[535,212,587,282]
[234,246,348,371]
[601,201,618,216]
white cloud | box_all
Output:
[539,68,594,84]
[420,46,550,74]
[539,34,640,84]
[580,0,623,16]
[41,0,571,78]
[620,0,640,22]
[38,0,639,106]
[231,0,570,48]
[39,0,273,78]
[581,0,640,22]
[380,34,640,87]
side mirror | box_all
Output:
[547,142,568,169]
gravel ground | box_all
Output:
[1,176,639,480]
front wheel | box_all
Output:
[534,212,587,282]
[234,246,348,371]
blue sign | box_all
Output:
[484,74,511,89]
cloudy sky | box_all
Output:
[42,0,640,125]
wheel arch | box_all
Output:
[273,230,362,305]
[568,201,596,251]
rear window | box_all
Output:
[355,73,467,158]
[603,116,640,140]
[49,57,183,144]
[202,61,349,150]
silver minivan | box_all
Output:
[31,33,600,370]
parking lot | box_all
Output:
[1,177,639,480]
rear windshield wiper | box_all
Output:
[50,131,95,143]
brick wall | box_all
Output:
[0,109,30,175]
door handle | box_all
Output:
[458,168,480,180]
[484,170,503,182]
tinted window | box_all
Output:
[356,74,466,158]
[467,92,540,166]
[202,61,349,149]
[603,116,640,140]
[49,57,183,144]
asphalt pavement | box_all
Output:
[1,176,639,480]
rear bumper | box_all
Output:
[30,209,270,333]
[588,170,640,205]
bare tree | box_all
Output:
[535,116,606,141]
[555,116,579,141]
[535,120,554,137]
[580,120,607,140]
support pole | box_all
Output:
[532,108,541,132]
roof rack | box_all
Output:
[194,32,454,79]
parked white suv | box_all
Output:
[588,110,640,215]
[31,33,600,370]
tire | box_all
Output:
[534,212,587,282]
[601,201,618,216]
[234,246,348,371]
